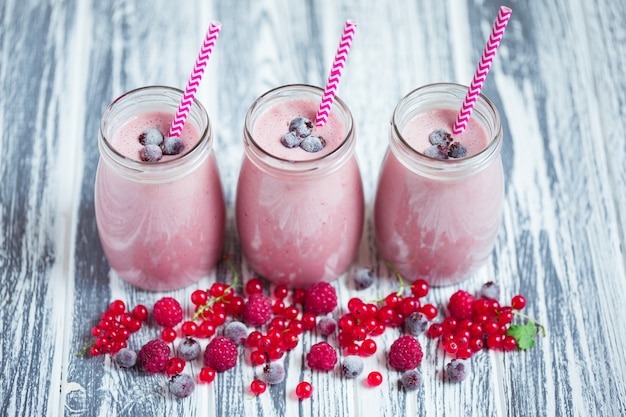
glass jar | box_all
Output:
[235,84,364,287]
[95,86,226,291]
[374,83,504,286]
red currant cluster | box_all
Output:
[87,300,148,356]
[427,287,534,359]
[336,279,436,357]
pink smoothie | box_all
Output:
[236,90,364,287]
[96,109,225,291]
[374,107,503,286]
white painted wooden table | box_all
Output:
[2,0,626,416]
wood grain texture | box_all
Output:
[1,0,626,416]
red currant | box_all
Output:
[419,303,438,320]
[359,339,377,356]
[502,335,518,351]
[191,289,208,306]
[199,367,216,383]
[295,381,313,399]
[161,327,177,343]
[367,371,383,387]
[273,284,289,299]
[250,379,267,395]
[181,321,198,337]
[131,304,149,322]
[293,289,306,304]
[245,278,264,296]
[411,279,429,298]
[511,294,526,310]
[427,323,444,338]
[209,282,227,298]
[109,300,126,315]
[250,350,266,366]
[165,358,186,375]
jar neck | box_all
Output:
[243,84,356,178]
[390,83,503,181]
[98,86,212,184]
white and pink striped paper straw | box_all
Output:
[314,20,357,127]
[452,6,511,135]
[168,21,222,138]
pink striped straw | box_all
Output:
[314,20,357,127]
[168,21,222,138]
[452,6,511,135]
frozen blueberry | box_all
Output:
[317,317,337,336]
[400,369,423,391]
[114,348,137,368]
[480,281,500,300]
[353,268,374,290]
[281,131,302,148]
[289,117,313,138]
[341,356,364,379]
[445,359,470,383]
[139,144,163,162]
[448,142,467,158]
[429,129,452,146]
[224,321,248,345]
[169,373,195,398]
[162,136,184,155]
[403,312,429,336]
[139,128,164,146]
[424,144,448,160]
[177,337,201,361]
[300,135,325,153]
[260,362,286,385]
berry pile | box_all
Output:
[427,282,544,359]
[280,117,326,153]
[138,128,184,163]
[424,129,468,160]
[86,300,148,356]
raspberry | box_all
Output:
[153,297,183,328]
[447,290,475,320]
[204,336,238,372]
[242,293,272,327]
[138,339,170,373]
[387,335,423,371]
[306,341,337,371]
[304,282,338,316]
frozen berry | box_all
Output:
[138,339,170,374]
[243,293,273,327]
[429,129,452,146]
[317,317,337,336]
[304,282,338,316]
[448,290,475,320]
[300,135,325,153]
[424,144,448,160]
[177,337,201,361]
[341,356,364,378]
[224,321,249,345]
[448,142,467,158]
[153,297,183,328]
[306,341,337,371]
[289,117,313,138]
[445,359,470,382]
[388,335,423,371]
[169,373,195,398]
[480,281,500,300]
[281,131,302,148]
[162,136,184,155]
[353,268,374,290]
[403,312,429,336]
[114,348,137,368]
[400,369,423,391]
[260,362,286,385]
[204,336,238,372]
[139,128,164,146]
[139,144,163,162]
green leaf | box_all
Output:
[506,321,538,350]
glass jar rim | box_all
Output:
[390,82,503,180]
[99,85,212,182]
[243,84,356,176]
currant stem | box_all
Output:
[385,261,406,297]
[193,255,240,321]
[514,310,547,337]
[77,342,94,357]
